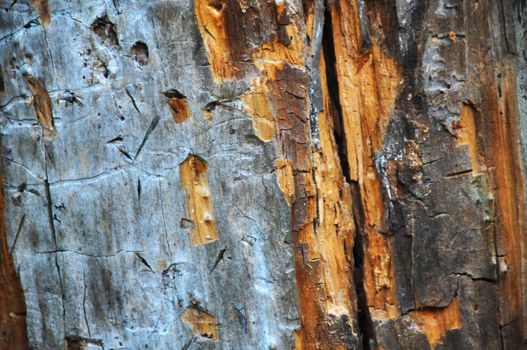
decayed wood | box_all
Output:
[1,0,527,349]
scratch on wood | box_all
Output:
[209,248,226,273]
[9,214,25,255]
[125,88,143,116]
[135,252,154,272]
[134,115,160,160]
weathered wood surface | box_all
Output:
[0,0,526,349]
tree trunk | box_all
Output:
[1,0,526,349]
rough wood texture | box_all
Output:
[1,0,527,349]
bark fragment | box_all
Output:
[180,155,218,246]
[161,90,191,123]
[180,304,218,341]
[23,73,56,139]
[241,83,275,142]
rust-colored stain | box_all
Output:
[180,304,218,341]
[408,299,462,349]
[24,73,56,139]
[180,155,218,246]
[484,64,527,338]
[162,90,191,123]
[0,171,28,349]
[30,0,51,24]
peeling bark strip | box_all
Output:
[23,73,56,139]
[180,155,218,246]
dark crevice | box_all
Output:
[322,7,375,350]
[134,252,154,272]
[209,248,226,273]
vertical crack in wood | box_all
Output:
[322,6,374,348]
[43,161,66,341]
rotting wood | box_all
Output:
[324,0,401,326]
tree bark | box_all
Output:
[1,0,526,349]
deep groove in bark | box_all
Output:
[322,7,374,349]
